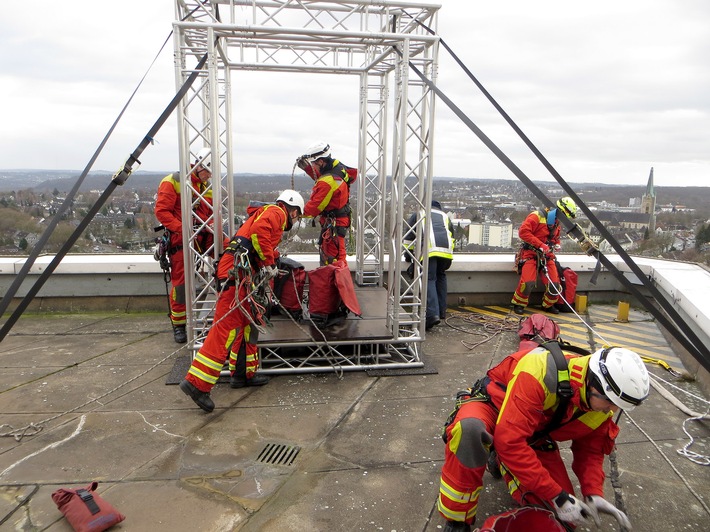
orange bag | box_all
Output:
[51,482,125,532]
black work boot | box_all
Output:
[230,373,270,388]
[443,521,472,532]
[512,305,525,315]
[542,304,560,314]
[179,379,215,413]
[173,325,187,343]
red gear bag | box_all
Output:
[51,481,125,532]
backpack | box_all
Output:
[271,257,306,319]
[555,260,578,312]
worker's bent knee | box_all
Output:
[454,417,493,469]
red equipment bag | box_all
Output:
[517,313,561,352]
[554,261,578,312]
[477,506,566,532]
[51,481,125,532]
[271,257,306,319]
[307,261,361,327]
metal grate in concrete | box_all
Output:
[256,443,301,466]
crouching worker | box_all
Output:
[180,190,304,413]
[437,345,649,531]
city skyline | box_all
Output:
[2,1,708,187]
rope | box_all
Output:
[444,310,520,350]
[542,267,710,466]
[625,412,710,515]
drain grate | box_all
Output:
[256,443,301,466]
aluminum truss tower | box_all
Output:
[173,0,440,371]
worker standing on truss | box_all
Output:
[511,197,578,315]
[437,345,649,532]
[179,190,304,413]
[154,148,214,343]
[296,141,357,266]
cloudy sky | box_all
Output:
[2,0,708,187]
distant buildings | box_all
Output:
[468,221,513,248]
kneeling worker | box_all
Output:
[437,345,649,531]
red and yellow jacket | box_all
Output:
[218,203,288,278]
[155,169,212,247]
[303,160,356,227]
[486,347,619,501]
[518,209,561,255]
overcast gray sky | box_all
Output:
[2,0,708,187]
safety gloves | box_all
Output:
[260,264,279,280]
[584,494,632,529]
[553,491,592,527]
[538,243,550,255]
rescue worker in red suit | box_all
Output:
[437,345,650,532]
[296,141,357,266]
[179,190,304,413]
[154,147,214,343]
[511,197,577,316]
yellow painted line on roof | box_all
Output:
[460,306,514,319]
[559,331,592,344]
[594,324,667,344]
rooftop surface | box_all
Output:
[1,304,709,531]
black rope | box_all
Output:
[0,1,211,319]
[395,24,709,370]
[0,53,208,342]
[0,33,174,319]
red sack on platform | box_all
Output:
[308,263,342,316]
[51,482,125,532]
[477,506,566,532]
[307,261,360,327]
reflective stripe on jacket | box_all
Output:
[303,160,353,226]
[154,170,213,246]
[404,207,454,259]
[518,208,560,251]
[485,347,618,501]
[218,203,287,277]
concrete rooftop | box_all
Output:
[1,305,709,531]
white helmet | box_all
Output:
[194,147,212,168]
[276,189,305,215]
[588,347,650,411]
[297,141,331,166]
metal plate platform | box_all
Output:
[257,286,423,374]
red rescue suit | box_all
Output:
[185,203,288,392]
[438,348,618,525]
[511,209,561,309]
[154,169,213,326]
[303,160,356,265]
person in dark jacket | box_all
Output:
[404,200,455,330]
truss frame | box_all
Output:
[173,0,440,372]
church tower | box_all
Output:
[640,167,656,233]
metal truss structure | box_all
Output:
[174,0,440,372]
